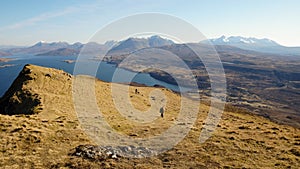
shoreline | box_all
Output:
[0,58,13,62]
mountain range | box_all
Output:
[201,36,300,55]
[1,35,299,57]
[0,36,175,57]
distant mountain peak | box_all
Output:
[104,40,117,47]
[209,36,279,46]
[200,35,300,55]
[148,35,167,40]
[33,41,47,47]
[107,35,174,55]
[148,35,174,46]
[32,41,69,47]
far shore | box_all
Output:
[63,60,76,64]
[0,64,15,68]
[0,58,13,62]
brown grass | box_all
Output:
[0,64,299,169]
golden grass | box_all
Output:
[0,64,299,168]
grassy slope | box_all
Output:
[0,64,299,169]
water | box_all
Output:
[0,55,188,97]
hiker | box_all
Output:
[160,107,164,118]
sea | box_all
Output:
[0,55,188,97]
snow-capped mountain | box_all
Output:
[2,35,299,57]
[201,36,300,55]
[203,36,279,46]
[107,35,174,55]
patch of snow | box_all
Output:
[240,38,255,44]
[223,36,229,42]
[240,39,250,43]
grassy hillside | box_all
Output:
[0,64,299,168]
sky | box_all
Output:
[0,0,299,46]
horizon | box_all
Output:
[1,35,297,48]
[1,0,300,47]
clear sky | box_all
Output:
[0,0,299,46]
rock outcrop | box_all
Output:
[0,64,42,115]
[72,144,157,160]
[0,64,72,115]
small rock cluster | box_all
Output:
[72,144,157,160]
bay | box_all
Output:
[0,55,189,97]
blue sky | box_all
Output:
[0,0,299,46]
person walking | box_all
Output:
[159,107,164,118]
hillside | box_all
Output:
[0,64,299,168]
[36,48,79,56]
[104,43,300,128]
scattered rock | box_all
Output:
[279,136,288,140]
[71,144,157,160]
[129,133,138,137]
[290,148,300,157]
[226,131,237,134]
[229,137,235,140]
[271,127,279,130]
[45,73,52,77]
[11,127,22,133]
[25,134,41,143]
[238,126,250,130]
